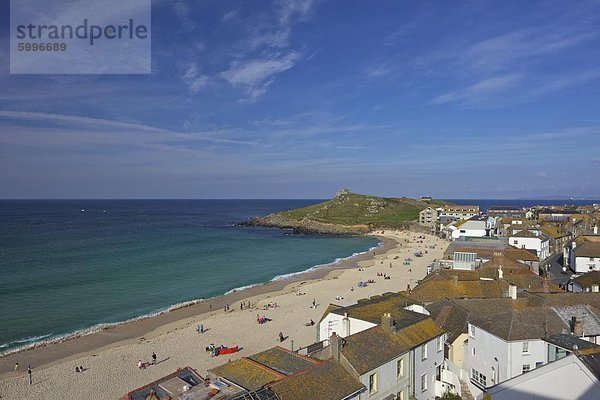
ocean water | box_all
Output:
[0,200,379,355]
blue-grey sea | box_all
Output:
[0,200,379,355]
[1,198,597,355]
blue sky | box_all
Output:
[1,0,599,199]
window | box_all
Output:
[397,358,404,378]
[437,336,444,352]
[369,372,378,394]
[471,347,476,356]
[471,368,487,387]
[421,373,428,392]
[513,240,518,245]
[469,325,476,338]
[522,342,529,354]
[421,344,428,360]
[535,361,544,368]
[522,364,530,374]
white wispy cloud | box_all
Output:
[222,9,239,22]
[173,0,196,30]
[431,74,524,105]
[276,0,317,25]
[181,64,209,94]
[365,62,394,78]
[221,52,301,100]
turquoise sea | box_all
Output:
[0,200,380,355]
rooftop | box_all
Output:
[248,347,318,376]
[543,334,600,352]
[268,359,363,400]
[572,271,600,288]
[209,358,285,391]
[576,242,600,258]
[341,318,444,375]
[328,291,423,327]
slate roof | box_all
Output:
[268,359,364,400]
[248,347,318,376]
[531,292,600,309]
[543,334,600,352]
[577,347,600,380]
[575,242,600,258]
[511,229,542,239]
[410,264,561,303]
[444,242,538,262]
[469,307,568,341]
[426,297,531,343]
[410,277,505,302]
[329,292,424,327]
[209,358,285,391]
[572,271,600,289]
[553,305,600,336]
[340,318,444,375]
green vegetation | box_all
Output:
[278,190,447,229]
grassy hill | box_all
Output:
[243,190,448,234]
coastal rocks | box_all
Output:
[240,213,370,235]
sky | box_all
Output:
[1,0,599,199]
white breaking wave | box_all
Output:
[1,240,382,357]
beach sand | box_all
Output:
[0,230,448,400]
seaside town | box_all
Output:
[3,1,600,400]
[3,198,600,400]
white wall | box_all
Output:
[464,323,547,389]
[358,353,410,400]
[509,236,549,260]
[318,313,376,341]
[574,256,600,273]
[451,228,487,240]
[487,355,600,400]
[412,336,445,400]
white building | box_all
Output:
[568,239,600,274]
[440,205,480,220]
[419,207,440,228]
[317,294,458,400]
[487,349,600,400]
[463,305,600,390]
[509,229,550,261]
[449,219,488,241]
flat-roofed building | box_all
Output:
[440,205,480,220]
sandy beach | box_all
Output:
[0,230,447,400]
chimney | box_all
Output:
[592,284,599,293]
[330,332,341,360]
[452,275,458,286]
[381,313,397,333]
[571,317,584,336]
[508,284,517,300]
[498,267,504,280]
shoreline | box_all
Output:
[0,236,393,376]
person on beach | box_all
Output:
[27,365,32,385]
[14,362,19,373]
[80,365,84,372]
[75,366,80,373]
[279,332,285,342]
[152,352,157,365]
[209,303,212,311]
[137,360,144,369]
[312,299,316,308]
